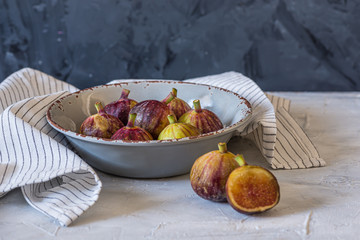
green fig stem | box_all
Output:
[120,89,130,99]
[193,99,202,113]
[127,113,137,127]
[218,142,227,153]
[95,102,104,113]
[172,88,178,97]
[235,154,247,166]
[167,114,176,124]
[163,92,175,104]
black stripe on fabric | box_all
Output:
[14,74,29,99]
[24,69,38,96]
[0,82,13,106]
[19,94,53,119]
[26,92,68,124]
[247,89,264,104]
[1,81,16,104]
[18,71,31,97]
[23,127,40,184]
[47,189,89,210]
[63,182,93,198]
[2,104,18,190]
[277,109,321,160]
[274,148,292,169]
[64,175,98,186]
[8,77,23,102]
[277,111,318,166]
[62,176,96,192]
[12,112,26,185]
[33,189,81,218]
[277,128,307,168]
[14,98,33,116]
[253,96,268,109]
[275,133,300,168]
[23,185,75,223]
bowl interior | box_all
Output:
[48,81,251,142]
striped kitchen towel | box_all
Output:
[0,68,102,226]
[0,68,325,226]
[185,72,325,169]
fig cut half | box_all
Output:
[226,156,280,214]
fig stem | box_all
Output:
[172,88,178,97]
[218,142,227,153]
[167,114,177,124]
[127,113,137,127]
[235,154,247,166]
[95,102,104,113]
[163,92,175,105]
[120,89,130,99]
[193,99,202,113]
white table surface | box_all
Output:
[1,92,359,239]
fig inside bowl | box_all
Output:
[46,81,252,178]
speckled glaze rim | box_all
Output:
[46,80,252,146]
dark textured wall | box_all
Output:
[0,0,359,91]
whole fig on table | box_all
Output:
[162,88,191,119]
[129,96,175,139]
[190,142,240,202]
[111,113,153,141]
[158,115,200,140]
[179,99,223,134]
[226,155,280,214]
[80,102,124,138]
[104,89,138,125]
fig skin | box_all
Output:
[104,89,138,125]
[226,155,280,214]
[158,115,200,140]
[190,142,240,202]
[80,102,124,138]
[129,98,175,139]
[111,113,153,141]
[179,99,223,134]
[162,88,191,119]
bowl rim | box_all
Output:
[46,80,252,146]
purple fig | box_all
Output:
[104,89,138,125]
[190,142,240,202]
[80,102,124,138]
[111,113,153,141]
[129,97,176,139]
[158,115,201,140]
[162,88,191,119]
[178,99,223,134]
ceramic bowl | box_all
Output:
[46,81,252,178]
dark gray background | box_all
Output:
[1,0,359,90]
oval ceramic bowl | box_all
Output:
[46,81,252,178]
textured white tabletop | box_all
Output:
[1,92,359,239]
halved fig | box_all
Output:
[226,155,280,214]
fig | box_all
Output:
[158,115,201,140]
[190,142,240,202]
[226,155,280,214]
[129,97,175,139]
[104,89,138,125]
[178,99,223,134]
[111,113,153,141]
[162,88,191,119]
[80,102,124,138]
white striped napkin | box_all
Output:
[0,68,102,226]
[185,72,325,169]
[0,68,325,226]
